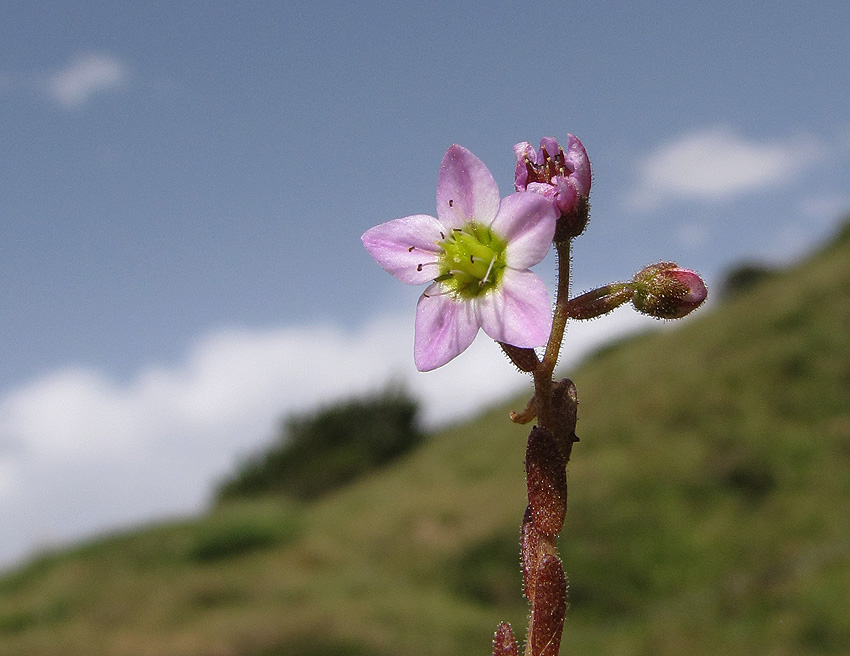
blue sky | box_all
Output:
[1,1,849,567]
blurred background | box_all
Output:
[1,2,849,654]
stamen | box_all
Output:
[480,254,497,285]
[408,246,415,252]
[422,285,454,298]
[416,260,440,272]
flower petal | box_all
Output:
[538,137,561,161]
[513,141,536,163]
[436,145,500,230]
[551,176,579,216]
[492,192,557,269]
[565,134,591,196]
[513,141,536,191]
[414,285,480,371]
[361,214,445,285]
[475,268,551,347]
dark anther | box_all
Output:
[408,246,415,252]
[448,199,454,207]
[417,263,423,271]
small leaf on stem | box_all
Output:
[550,378,579,458]
[525,426,568,537]
[492,621,519,656]
[521,506,539,600]
[510,394,537,424]
[529,555,567,656]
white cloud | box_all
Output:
[0,309,657,569]
[47,54,127,107]
[626,125,825,211]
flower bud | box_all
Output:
[514,134,591,239]
[631,263,707,319]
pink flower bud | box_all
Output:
[514,135,591,239]
[631,263,707,319]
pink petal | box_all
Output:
[361,214,445,285]
[513,141,536,163]
[414,285,480,371]
[552,176,580,215]
[666,267,708,305]
[436,145,500,230]
[565,134,591,196]
[526,181,558,199]
[538,137,561,161]
[475,268,551,347]
[513,141,536,191]
[491,192,557,269]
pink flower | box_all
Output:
[362,145,558,371]
[631,263,708,319]
[514,135,591,238]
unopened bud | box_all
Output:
[631,263,707,319]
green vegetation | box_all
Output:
[718,261,777,299]
[2,223,850,655]
[216,388,423,501]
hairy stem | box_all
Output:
[532,239,571,428]
[564,283,633,320]
[522,239,573,656]
[542,239,572,377]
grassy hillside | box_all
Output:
[2,224,850,656]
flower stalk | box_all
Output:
[360,137,707,656]
[517,240,575,656]
[565,283,634,320]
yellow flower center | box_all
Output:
[432,223,508,299]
